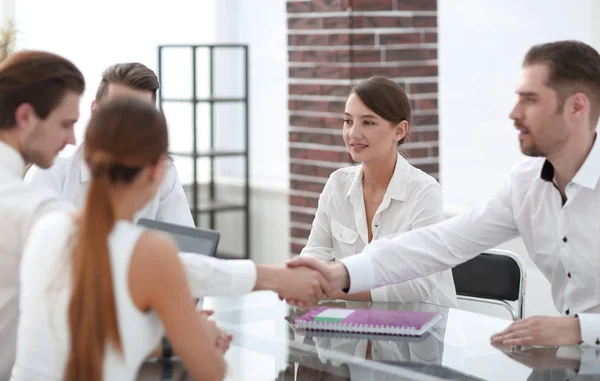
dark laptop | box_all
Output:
[136,218,220,257]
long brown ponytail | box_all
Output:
[64,97,168,381]
[65,158,120,381]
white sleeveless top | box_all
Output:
[11,212,164,381]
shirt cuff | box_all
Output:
[339,255,375,294]
[579,313,600,347]
[226,260,257,295]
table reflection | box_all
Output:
[136,293,600,381]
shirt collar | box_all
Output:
[540,134,600,190]
[345,153,409,201]
[0,140,26,178]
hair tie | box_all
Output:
[89,151,113,176]
[90,151,113,164]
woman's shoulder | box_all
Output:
[404,162,440,188]
[130,228,179,267]
[401,162,442,204]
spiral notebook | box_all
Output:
[295,306,441,336]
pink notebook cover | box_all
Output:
[295,306,441,336]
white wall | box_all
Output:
[234,0,290,192]
[438,0,598,318]
[15,0,220,167]
[0,0,14,23]
[439,0,596,207]
[14,0,290,192]
[14,0,291,260]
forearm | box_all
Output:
[253,265,283,294]
[338,203,519,294]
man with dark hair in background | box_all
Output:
[26,62,195,226]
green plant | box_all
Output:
[0,20,16,63]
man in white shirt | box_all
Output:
[290,40,600,349]
[0,51,330,380]
[25,62,194,226]
[0,50,86,381]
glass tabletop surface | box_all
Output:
[137,291,600,381]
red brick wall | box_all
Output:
[287,0,439,254]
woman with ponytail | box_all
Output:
[12,97,226,381]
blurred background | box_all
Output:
[5,0,600,319]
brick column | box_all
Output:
[287,0,439,255]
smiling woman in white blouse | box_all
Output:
[300,76,457,307]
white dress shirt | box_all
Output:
[301,153,457,307]
[25,145,195,226]
[0,141,75,381]
[341,140,600,347]
[0,142,256,380]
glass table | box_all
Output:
[137,291,600,381]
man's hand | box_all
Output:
[278,265,334,307]
[255,263,334,307]
[283,256,351,308]
[215,327,233,354]
[491,316,582,347]
[286,256,350,290]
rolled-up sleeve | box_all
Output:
[178,253,257,297]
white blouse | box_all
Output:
[300,153,457,307]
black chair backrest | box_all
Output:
[137,218,220,257]
[451,253,521,301]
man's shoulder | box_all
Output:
[158,158,185,192]
[0,177,65,214]
[25,149,81,185]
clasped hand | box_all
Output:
[276,256,339,308]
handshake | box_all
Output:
[256,256,351,308]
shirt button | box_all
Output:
[566,308,570,315]
[563,236,568,243]
[568,272,572,278]
[374,224,379,228]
